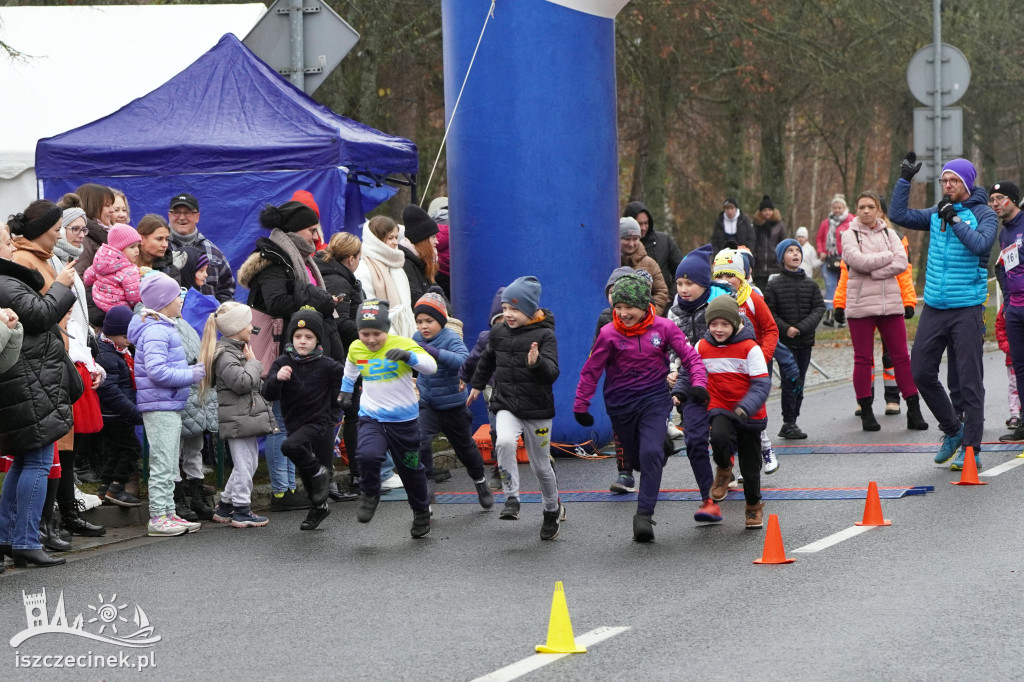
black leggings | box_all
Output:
[709,415,762,505]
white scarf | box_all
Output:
[723,210,740,236]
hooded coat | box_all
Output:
[623,201,684,298]
[751,209,787,288]
[212,336,277,439]
[127,311,194,412]
[620,242,670,313]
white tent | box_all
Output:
[0,3,266,215]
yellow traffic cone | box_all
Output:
[536,581,587,654]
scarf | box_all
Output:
[285,343,324,363]
[170,229,201,247]
[101,334,136,388]
[826,211,848,256]
[675,286,711,313]
[53,238,82,264]
[612,304,656,337]
[723,211,739,236]
[732,278,752,305]
[268,228,324,288]
[360,223,406,307]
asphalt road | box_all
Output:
[1,349,1022,681]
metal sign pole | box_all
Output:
[932,0,942,197]
[289,0,304,90]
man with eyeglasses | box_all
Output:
[168,193,235,302]
[988,181,1024,442]
[890,156,997,471]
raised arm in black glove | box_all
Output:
[900,151,922,182]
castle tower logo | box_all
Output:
[10,589,161,648]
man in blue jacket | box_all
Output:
[889,155,997,470]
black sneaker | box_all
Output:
[104,483,143,508]
[357,495,380,523]
[778,422,807,440]
[540,504,564,540]
[633,513,656,542]
[499,497,520,520]
[999,425,1024,443]
[308,467,331,506]
[474,479,495,509]
[300,503,331,530]
[411,510,431,538]
[328,481,358,502]
[269,490,311,512]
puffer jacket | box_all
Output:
[763,268,825,347]
[840,217,908,319]
[0,319,23,374]
[212,337,276,439]
[711,211,756,254]
[95,337,141,425]
[668,280,735,346]
[175,318,217,436]
[471,309,559,420]
[0,257,82,454]
[315,252,364,354]
[399,245,432,304]
[623,200,684,298]
[127,311,194,412]
[751,210,787,287]
[414,326,468,411]
[621,243,670,313]
[83,243,142,312]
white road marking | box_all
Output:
[471,626,630,682]
[791,525,874,553]
[979,459,1024,477]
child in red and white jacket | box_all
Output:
[687,295,770,528]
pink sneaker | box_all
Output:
[147,515,187,537]
[168,513,201,533]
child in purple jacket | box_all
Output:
[573,273,713,543]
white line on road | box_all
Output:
[471,626,630,682]
[791,525,875,553]
[979,458,1024,477]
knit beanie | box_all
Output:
[795,226,809,239]
[357,300,391,333]
[259,201,319,234]
[989,181,1021,206]
[941,159,977,191]
[776,238,801,265]
[619,217,641,238]
[705,295,742,331]
[713,249,747,281]
[759,195,775,211]
[108,224,142,252]
[402,204,439,244]
[675,243,714,286]
[604,266,638,296]
[414,287,449,327]
[286,307,325,345]
[501,276,542,319]
[140,271,181,311]
[102,305,134,336]
[214,304,252,338]
[290,190,320,218]
[610,273,652,310]
[61,207,87,231]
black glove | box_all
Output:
[937,197,959,225]
[689,385,710,409]
[905,305,915,320]
[338,391,353,410]
[385,348,412,364]
[899,151,921,182]
[574,412,594,427]
[833,308,845,325]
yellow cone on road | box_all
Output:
[536,581,587,654]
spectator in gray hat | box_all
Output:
[167,193,235,302]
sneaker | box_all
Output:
[474,479,495,509]
[231,506,270,528]
[212,502,234,524]
[710,465,733,501]
[97,483,110,503]
[667,420,685,440]
[762,444,779,474]
[999,425,1024,443]
[729,474,742,487]
[356,495,380,523]
[1007,416,1021,429]
[609,473,637,494]
[693,499,723,523]
[269,489,311,512]
[299,503,330,530]
[885,401,901,415]
[540,504,564,540]
[934,424,964,464]
[147,515,187,537]
[328,481,358,502]
[499,496,521,520]
[411,510,431,538]
[381,475,405,490]
[104,483,143,508]
[632,513,655,542]
[950,446,981,472]
[745,502,764,529]
[777,423,807,440]
[168,513,201,533]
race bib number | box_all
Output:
[1002,243,1020,272]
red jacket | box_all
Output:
[996,305,1012,366]
[816,212,854,257]
[741,290,779,363]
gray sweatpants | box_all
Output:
[142,411,182,518]
[221,437,259,507]
[179,433,204,481]
[494,410,559,512]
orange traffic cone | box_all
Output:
[855,481,892,526]
[951,446,987,486]
[753,514,795,564]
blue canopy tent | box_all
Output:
[35,33,417,289]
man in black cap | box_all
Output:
[990,181,1022,302]
[168,193,235,302]
[990,181,1024,443]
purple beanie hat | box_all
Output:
[941,159,977,190]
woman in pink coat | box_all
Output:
[83,224,143,312]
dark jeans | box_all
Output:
[356,417,430,512]
[780,344,812,423]
[911,304,985,449]
[1003,305,1024,411]
[609,394,672,516]
[418,405,486,482]
[99,423,142,484]
[677,399,713,500]
[341,381,361,480]
[709,415,762,505]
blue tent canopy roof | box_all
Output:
[35,34,417,178]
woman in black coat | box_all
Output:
[400,204,440,305]
[0,222,81,567]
